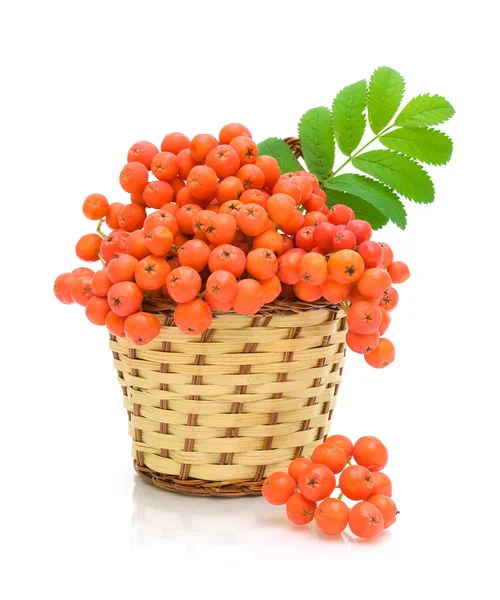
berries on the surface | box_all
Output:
[262,434,396,540]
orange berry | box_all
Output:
[267,193,295,225]
[357,268,392,299]
[216,176,244,203]
[127,141,159,169]
[298,463,336,502]
[91,268,113,297]
[325,435,353,460]
[205,213,237,245]
[151,151,179,182]
[232,279,264,314]
[262,472,296,505]
[190,133,219,162]
[187,165,219,201]
[236,203,268,236]
[320,276,351,303]
[347,300,382,334]
[161,132,190,155]
[293,280,322,302]
[315,497,349,536]
[85,296,111,326]
[230,135,258,165]
[205,144,240,178]
[312,442,347,474]
[177,147,199,180]
[237,164,265,190]
[142,180,173,209]
[298,252,328,285]
[135,256,171,290]
[346,330,380,354]
[174,299,213,335]
[219,123,252,144]
[107,253,138,283]
[288,457,313,482]
[145,226,174,257]
[166,266,202,303]
[82,193,109,220]
[119,162,149,193]
[286,493,316,525]
[353,436,388,472]
[387,261,410,284]
[364,338,395,368]
[258,274,282,304]
[118,203,146,232]
[253,230,283,256]
[367,495,397,529]
[349,501,384,538]
[177,239,211,272]
[76,233,102,262]
[255,155,281,189]
[124,311,161,345]
[105,311,126,337]
[106,202,124,229]
[328,249,365,284]
[209,244,246,278]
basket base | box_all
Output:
[134,461,265,498]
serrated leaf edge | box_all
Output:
[352,149,435,204]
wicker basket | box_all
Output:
[110,300,347,497]
[109,137,347,497]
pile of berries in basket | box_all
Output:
[54,123,409,368]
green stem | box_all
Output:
[96,219,107,239]
[337,491,344,501]
[324,124,395,183]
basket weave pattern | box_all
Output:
[111,301,347,497]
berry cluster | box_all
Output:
[54,122,409,366]
[262,436,397,539]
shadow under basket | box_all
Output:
[110,299,347,497]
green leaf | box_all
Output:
[331,79,367,156]
[368,66,405,134]
[257,137,302,173]
[380,127,453,165]
[324,189,389,230]
[298,107,335,180]
[352,149,434,203]
[395,94,455,127]
[325,173,407,229]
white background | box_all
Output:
[1,1,499,598]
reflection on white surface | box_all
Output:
[130,476,393,557]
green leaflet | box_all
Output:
[331,79,367,156]
[298,107,335,180]
[395,94,455,127]
[325,173,407,229]
[368,67,405,134]
[380,127,453,165]
[324,189,389,230]
[352,149,434,204]
[257,137,302,173]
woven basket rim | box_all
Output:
[142,297,340,317]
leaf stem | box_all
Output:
[324,124,395,182]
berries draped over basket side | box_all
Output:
[262,435,398,539]
[53,123,409,365]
